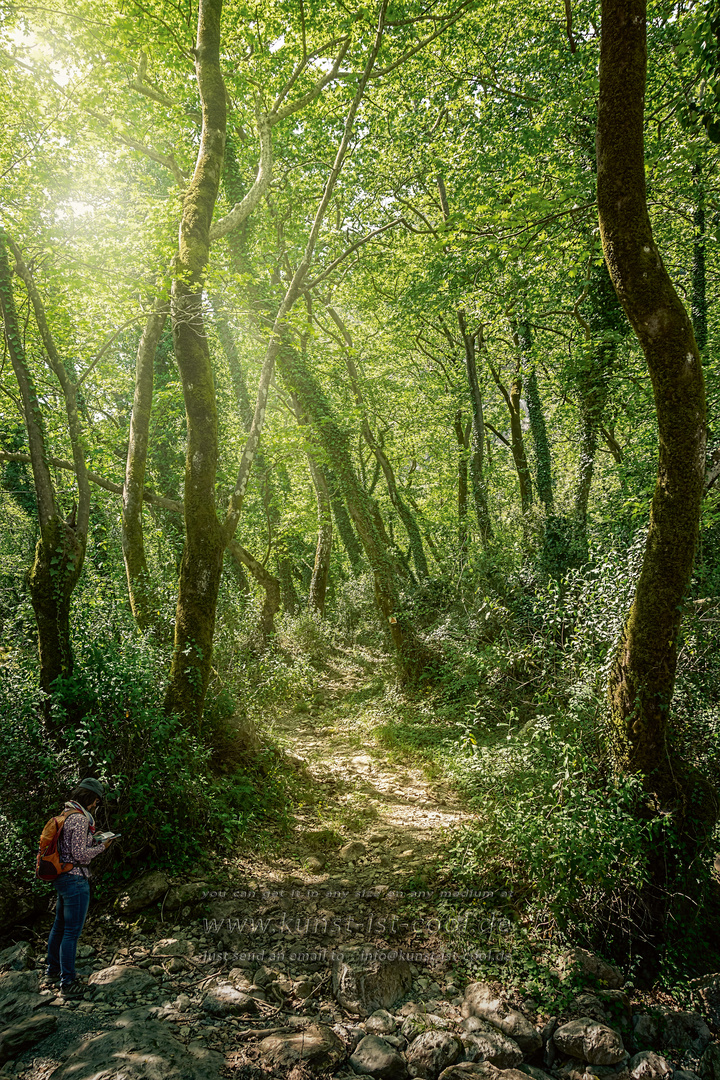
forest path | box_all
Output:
[232,645,474,888]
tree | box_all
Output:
[597,0,716,827]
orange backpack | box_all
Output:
[36,808,82,881]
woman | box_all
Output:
[44,778,114,998]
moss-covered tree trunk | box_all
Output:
[306,452,333,616]
[598,0,709,810]
[164,0,227,725]
[0,230,89,707]
[276,343,429,678]
[329,306,429,579]
[122,303,167,631]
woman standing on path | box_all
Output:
[44,778,114,998]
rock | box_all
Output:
[367,1011,398,1035]
[628,1051,673,1080]
[0,969,40,996]
[201,982,258,1016]
[0,1013,57,1064]
[350,1034,408,1078]
[0,886,41,933]
[165,957,186,973]
[700,1042,720,1080]
[0,941,32,971]
[307,856,326,872]
[462,984,542,1054]
[519,1066,555,1080]
[259,1022,345,1073]
[557,950,624,991]
[88,965,157,999]
[149,965,165,978]
[439,1067,504,1080]
[47,1005,222,1079]
[115,871,170,914]
[152,938,195,957]
[404,1016,453,1042]
[598,993,633,1030]
[569,995,610,1025]
[461,1021,524,1068]
[163,882,207,911]
[406,1031,463,1078]
[341,841,367,861]
[693,976,720,1035]
[553,1018,627,1065]
[674,1072,701,1080]
[632,1017,659,1052]
[661,1012,712,1053]
[333,956,413,1016]
[0,990,46,1028]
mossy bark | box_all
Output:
[328,467,364,574]
[164,0,227,726]
[0,230,87,706]
[307,453,332,616]
[598,0,710,814]
[329,306,429,579]
[276,342,430,679]
[122,303,167,631]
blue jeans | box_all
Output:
[46,873,90,986]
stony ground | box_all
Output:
[0,652,496,1079]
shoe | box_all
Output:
[60,979,86,1000]
[41,970,61,988]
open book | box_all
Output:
[95,831,121,842]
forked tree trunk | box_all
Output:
[227,540,281,643]
[598,0,713,819]
[0,230,89,706]
[164,0,228,724]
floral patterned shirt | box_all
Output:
[58,808,105,878]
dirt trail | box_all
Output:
[236,647,474,886]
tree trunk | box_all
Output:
[488,348,533,515]
[328,467,364,574]
[307,452,333,616]
[598,0,711,815]
[453,411,471,563]
[328,306,429,578]
[276,342,429,678]
[459,312,492,544]
[122,302,168,631]
[227,540,280,643]
[0,230,89,705]
[164,0,228,725]
[526,367,554,514]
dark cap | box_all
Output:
[78,778,104,800]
